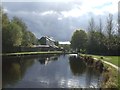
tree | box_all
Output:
[71,30,87,52]
[104,14,115,53]
[12,16,27,32]
[60,44,70,52]
[9,22,23,46]
[96,18,107,54]
[87,31,107,54]
[2,11,37,52]
[2,14,23,47]
[118,12,120,36]
[12,17,29,46]
[2,13,10,31]
[98,18,103,34]
[2,18,23,53]
[0,6,2,23]
[88,17,96,32]
[2,22,23,47]
[27,31,37,46]
[12,16,37,47]
[106,14,114,38]
[87,17,96,53]
[0,7,2,53]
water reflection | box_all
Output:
[69,56,86,76]
[2,54,102,88]
[38,56,58,65]
[69,55,102,88]
[86,67,102,88]
[2,56,35,87]
[2,55,58,88]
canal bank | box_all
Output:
[80,54,119,89]
[1,51,77,57]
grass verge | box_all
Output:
[81,54,120,89]
[102,63,119,88]
[1,51,63,56]
[81,54,120,67]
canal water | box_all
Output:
[2,54,102,88]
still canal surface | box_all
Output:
[3,54,102,88]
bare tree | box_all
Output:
[88,17,96,32]
[105,14,115,53]
[98,18,103,34]
[106,14,114,39]
[118,8,120,36]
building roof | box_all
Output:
[45,36,55,42]
[59,41,71,45]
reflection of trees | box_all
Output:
[85,67,93,87]
[39,58,46,64]
[69,56,86,76]
[2,57,34,87]
[3,55,59,87]
[85,67,101,88]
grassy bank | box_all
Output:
[1,51,64,56]
[81,54,120,89]
[81,54,120,67]
[103,56,119,67]
[91,55,120,88]
[102,63,120,88]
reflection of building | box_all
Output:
[39,56,58,65]
[39,58,50,65]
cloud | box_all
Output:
[41,11,57,16]
[57,17,63,20]
[61,8,82,18]
[2,2,75,12]
[3,8,8,12]
[2,1,118,41]
[3,0,74,2]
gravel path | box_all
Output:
[94,58,120,73]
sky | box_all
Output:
[2,0,119,42]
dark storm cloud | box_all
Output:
[3,2,76,12]
[2,2,117,41]
[2,2,84,41]
[23,14,78,41]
